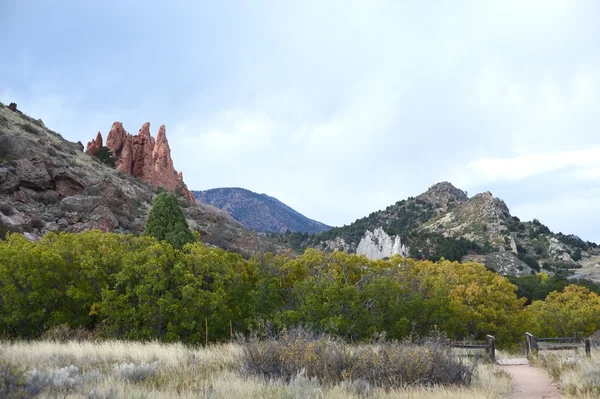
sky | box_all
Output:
[2,1,600,241]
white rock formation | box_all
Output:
[356,227,409,260]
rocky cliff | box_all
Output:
[87,122,195,202]
[356,227,408,260]
[276,182,598,278]
[0,102,282,255]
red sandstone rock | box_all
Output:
[98,122,195,202]
[177,171,195,202]
[152,125,178,191]
[106,122,127,157]
[86,132,103,155]
[8,103,17,111]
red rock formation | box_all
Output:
[95,122,195,202]
[106,122,128,157]
[8,103,17,112]
[177,171,195,202]
[86,132,103,155]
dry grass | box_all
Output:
[530,350,600,397]
[0,340,511,398]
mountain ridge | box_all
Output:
[193,187,331,234]
[275,181,600,279]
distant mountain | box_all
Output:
[193,187,331,234]
[276,182,600,278]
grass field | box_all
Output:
[529,349,600,398]
[0,339,512,399]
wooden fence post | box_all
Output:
[525,332,532,355]
[585,338,591,357]
[486,335,496,363]
[205,317,208,347]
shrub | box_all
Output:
[113,361,157,382]
[239,328,474,388]
[94,147,116,167]
[0,204,13,216]
[0,360,46,398]
[41,324,97,343]
[0,134,12,162]
[18,123,40,135]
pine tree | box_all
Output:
[143,192,195,249]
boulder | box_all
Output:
[0,167,7,183]
[0,171,20,194]
[14,158,51,189]
[61,195,103,213]
[88,205,119,232]
[12,190,28,203]
[53,172,85,197]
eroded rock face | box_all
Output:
[86,132,103,156]
[13,158,51,190]
[483,252,533,276]
[94,122,195,202]
[356,227,409,260]
[54,173,85,197]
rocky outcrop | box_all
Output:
[8,103,17,112]
[13,158,51,190]
[483,252,534,276]
[53,171,85,197]
[356,227,409,260]
[86,132,103,156]
[94,122,195,202]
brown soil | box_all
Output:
[501,362,562,399]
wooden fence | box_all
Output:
[450,334,496,362]
[526,332,591,357]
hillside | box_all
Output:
[0,102,282,256]
[277,182,600,278]
[193,187,331,234]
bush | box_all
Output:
[113,361,157,382]
[18,123,40,135]
[94,147,116,167]
[239,328,474,388]
[0,204,13,216]
[0,360,46,398]
[0,134,13,162]
[41,324,97,343]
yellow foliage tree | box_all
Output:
[525,285,600,337]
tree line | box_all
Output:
[1,230,598,347]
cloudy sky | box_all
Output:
[2,1,600,241]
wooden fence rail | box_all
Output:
[450,335,495,363]
[526,332,591,357]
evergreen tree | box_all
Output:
[95,146,116,167]
[143,192,195,249]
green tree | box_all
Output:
[525,285,600,337]
[572,247,582,261]
[143,192,195,249]
[94,146,116,167]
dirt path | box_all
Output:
[499,359,562,398]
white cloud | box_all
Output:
[462,148,600,184]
